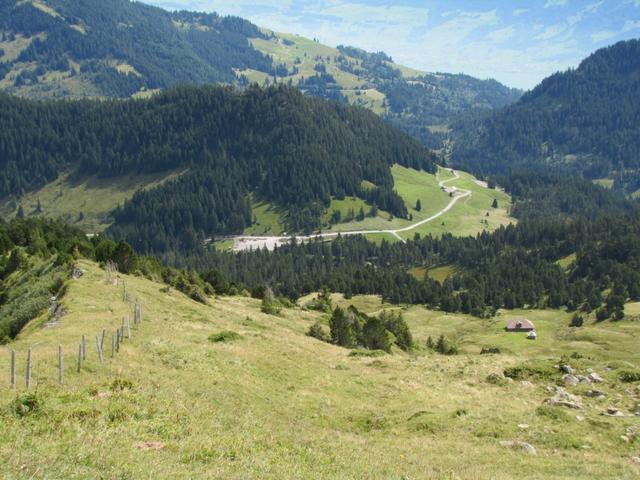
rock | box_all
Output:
[621,435,630,443]
[500,440,536,455]
[603,407,625,417]
[487,372,507,385]
[576,375,592,384]
[585,390,606,399]
[563,374,580,386]
[631,456,640,465]
[518,424,529,430]
[520,381,534,388]
[545,387,583,409]
[576,415,585,421]
[560,364,574,375]
[588,372,604,383]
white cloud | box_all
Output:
[534,24,566,40]
[513,8,528,16]
[317,3,428,27]
[545,0,569,7]
[591,30,617,42]
[623,19,640,31]
[487,26,515,43]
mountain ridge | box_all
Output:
[0,0,521,146]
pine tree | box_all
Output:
[415,199,422,211]
[492,199,498,208]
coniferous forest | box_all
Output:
[0,85,436,251]
[452,39,640,195]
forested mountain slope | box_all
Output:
[0,0,520,146]
[452,39,640,195]
[0,0,272,97]
[0,84,436,252]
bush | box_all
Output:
[329,307,358,348]
[9,392,41,417]
[380,310,413,351]
[260,287,282,315]
[480,347,501,354]
[504,361,557,380]
[307,322,329,342]
[361,317,393,353]
[349,349,386,358]
[208,331,242,343]
[619,370,640,383]
[431,334,457,355]
[569,313,584,327]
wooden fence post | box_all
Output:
[126,316,131,339]
[58,345,63,386]
[10,349,16,389]
[25,349,32,389]
[81,335,86,361]
[95,336,103,364]
[77,343,82,373]
[100,329,106,351]
[116,329,120,352]
[111,332,115,358]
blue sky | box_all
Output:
[147,0,640,89]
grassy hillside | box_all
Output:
[1,260,640,478]
[0,0,520,152]
[322,166,514,242]
[0,169,186,234]
[244,32,521,147]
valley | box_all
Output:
[1,259,639,478]
[1,2,640,478]
[219,166,514,251]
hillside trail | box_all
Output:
[219,170,472,251]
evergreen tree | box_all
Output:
[415,199,422,211]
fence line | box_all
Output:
[4,299,145,390]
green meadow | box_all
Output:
[1,261,639,478]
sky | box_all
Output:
[146,0,640,90]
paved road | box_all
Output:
[216,170,471,251]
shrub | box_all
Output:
[349,349,386,357]
[361,317,392,353]
[619,370,640,383]
[9,392,41,417]
[569,314,584,327]
[307,322,329,341]
[208,331,242,343]
[380,310,413,351]
[433,334,458,355]
[480,347,501,354]
[261,287,281,315]
[110,378,134,391]
[504,361,557,380]
[329,307,358,348]
[261,297,281,315]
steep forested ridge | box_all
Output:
[452,39,640,194]
[0,0,272,97]
[0,0,520,148]
[0,85,437,251]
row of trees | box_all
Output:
[176,212,640,317]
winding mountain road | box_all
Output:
[219,170,471,251]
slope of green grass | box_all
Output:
[330,166,515,239]
[1,263,640,478]
[0,170,186,233]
